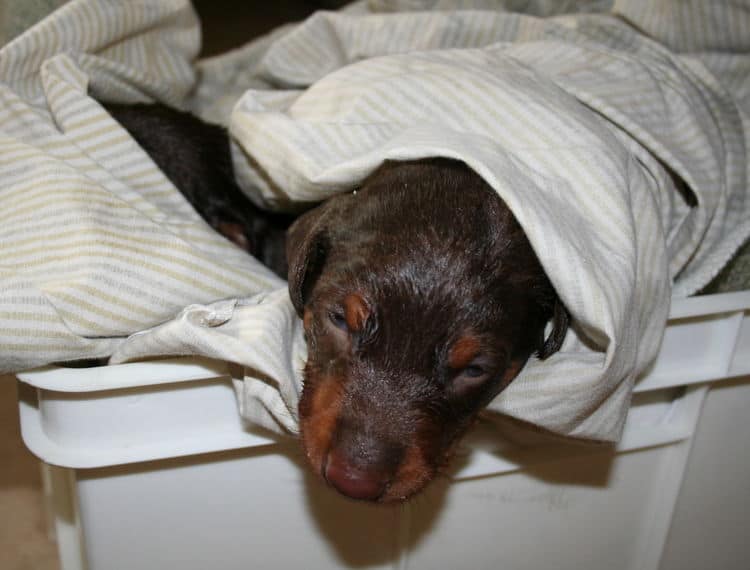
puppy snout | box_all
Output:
[322,430,403,501]
[324,449,390,501]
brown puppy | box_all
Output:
[288,158,568,503]
[103,104,567,502]
[103,102,292,277]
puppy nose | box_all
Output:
[324,450,389,501]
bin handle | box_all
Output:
[451,385,708,481]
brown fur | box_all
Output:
[101,103,567,503]
[287,158,569,502]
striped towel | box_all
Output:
[3,0,749,441]
[0,0,284,372]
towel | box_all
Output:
[2,0,749,441]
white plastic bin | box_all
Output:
[15,291,750,570]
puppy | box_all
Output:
[288,158,568,502]
[105,103,568,502]
[103,102,292,277]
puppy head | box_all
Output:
[287,159,567,502]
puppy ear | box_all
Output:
[537,299,569,360]
[286,205,332,316]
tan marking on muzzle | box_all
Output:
[382,443,433,502]
[300,374,344,473]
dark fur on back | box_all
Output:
[103,102,292,276]
[287,158,568,502]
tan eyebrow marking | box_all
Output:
[344,292,370,332]
[448,334,481,370]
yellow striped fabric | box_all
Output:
[2,0,749,441]
[1,0,284,372]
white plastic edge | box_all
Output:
[666,290,750,319]
[13,291,750,470]
[16,356,230,392]
[17,394,276,469]
[452,385,709,480]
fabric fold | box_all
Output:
[1,0,748,442]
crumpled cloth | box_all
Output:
[2,0,749,441]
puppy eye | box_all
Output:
[450,361,493,395]
[328,310,348,332]
[462,364,486,378]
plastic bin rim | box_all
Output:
[16,356,230,392]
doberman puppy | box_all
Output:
[105,102,568,503]
[287,158,568,502]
